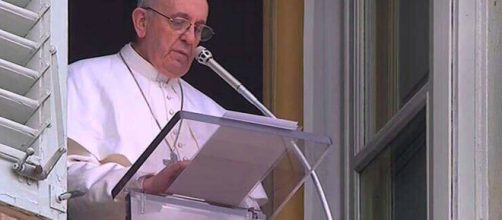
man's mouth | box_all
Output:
[172,50,190,59]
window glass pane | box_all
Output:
[365,0,430,138]
[360,149,391,220]
[398,0,429,104]
[365,0,397,137]
[360,109,426,220]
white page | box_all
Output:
[222,110,298,130]
[167,125,288,207]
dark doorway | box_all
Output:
[69,0,263,114]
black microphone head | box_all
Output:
[196,46,212,65]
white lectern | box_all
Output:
[112,111,332,219]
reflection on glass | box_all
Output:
[365,0,398,137]
[360,149,391,220]
[365,0,430,138]
[360,109,426,220]
[398,0,429,104]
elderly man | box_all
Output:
[66,0,265,219]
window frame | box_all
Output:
[303,0,494,219]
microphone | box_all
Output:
[195,46,274,117]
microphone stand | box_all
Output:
[244,94,333,220]
[196,47,333,220]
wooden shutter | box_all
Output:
[0,0,66,219]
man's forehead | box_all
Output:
[155,0,208,10]
[157,0,208,21]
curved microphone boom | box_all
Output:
[195,46,274,117]
[195,46,334,220]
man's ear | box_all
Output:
[132,8,148,39]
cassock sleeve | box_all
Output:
[66,61,148,219]
[67,139,146,220]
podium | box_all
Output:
[111,111,332,219]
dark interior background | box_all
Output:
[69,0,263,114]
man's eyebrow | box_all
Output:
[170,12,189,19]
[171,12,207,24]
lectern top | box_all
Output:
[112,111,332,218]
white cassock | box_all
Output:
[67,44,266,220]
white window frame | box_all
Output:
[303,0,346,219]
[431,0,492,219]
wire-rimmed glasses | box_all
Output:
[143,7,215,42]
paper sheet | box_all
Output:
[167,125,288,207]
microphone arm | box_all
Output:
[195,47,274,117]
[195,46,333,220]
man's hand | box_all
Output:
[142,160,191,194]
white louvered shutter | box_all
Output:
[0,0,67,219]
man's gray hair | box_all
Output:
[138,0,207,7]
[137,0,151,7]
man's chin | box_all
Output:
[160,67,189,79]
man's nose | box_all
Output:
[180,25,197,44]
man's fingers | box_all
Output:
[142,160,191,194]
[179,160,191,168]
[169,160,190,173]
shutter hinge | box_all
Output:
[12,147,66,181]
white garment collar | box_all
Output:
[119,43,170,82]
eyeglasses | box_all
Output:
[143,7,215,42]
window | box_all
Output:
[361,0,429,141]
[354,0,430,219]
[359,109,426,219]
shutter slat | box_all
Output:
[0,88,39,124]
[0,1,38,37]
[0,143,25,162]
[0,29,38,66]
[1,0,31,9]
[0,143,40,164]
[0,0,41,152]
[0,58,38,95]
[0,117,36,151]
